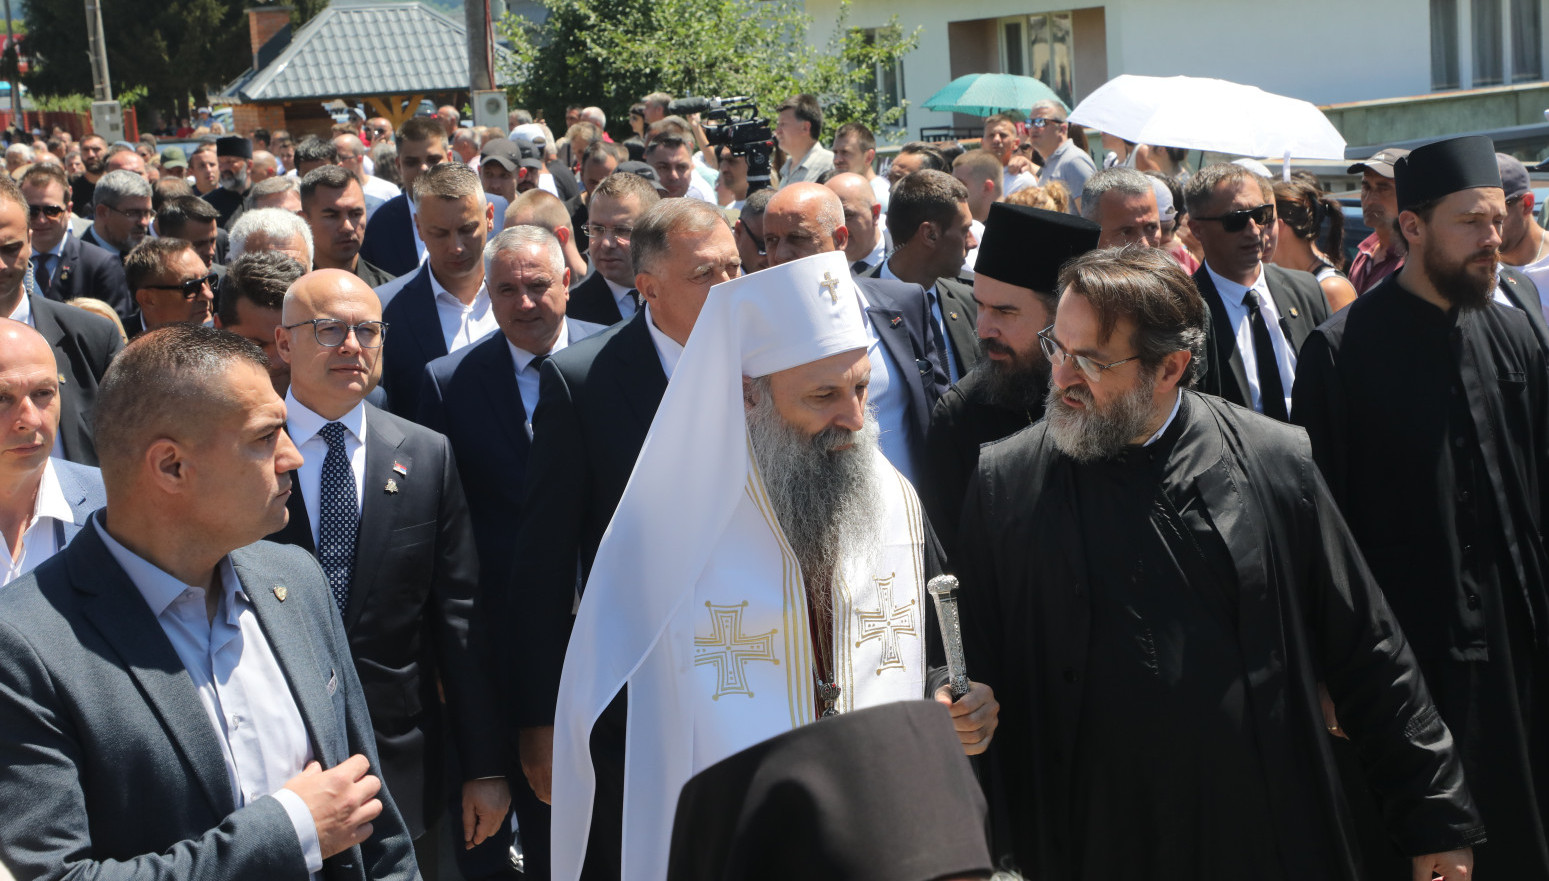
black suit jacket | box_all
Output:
[37,234,134,318]
[858,276,951,480]
[567,271,626,327]
[1498,267,1549,354]
[78,225,120,261]
[267,404,502,837]
[31,293,123,466]
[1194,263,1329,414]
[358,194,418,279]
[379,263,451,419]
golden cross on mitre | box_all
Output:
[819,271,841,304]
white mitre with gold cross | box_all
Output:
[550,251,928,881]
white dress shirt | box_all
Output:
[1205,262,1296,416]
[1,459,73,587]
[858,227,888,273]
[509,320,573,428]
[644,305,684,379]
[285,392,368,549]
[852,286,913,484]
[95,520,323,875]
[869,175,891,212]
[428,269,498,353]
[603,276,639,320]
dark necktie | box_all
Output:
[317,422,359,615]
[627,289,642,311]
[33,253,54,289]
[851,260,871,275]
[927,289,956,383]
[1244,291,1288,421]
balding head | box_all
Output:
[0,319,61,486]
[825,173,880,265]
[277,270,384,419]
[763,182,847,267]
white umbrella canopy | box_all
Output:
[1068,74,1347,161]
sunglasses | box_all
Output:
[1029,118,1065,128]
[142,273,218,299]
[27,204,66,220]
[1195,203,1275,233]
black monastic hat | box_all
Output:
[665,701,992,881]
[215,136,253,160]
[1394,135,1501,212]
[975,202,1101,294]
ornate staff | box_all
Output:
[927,575,971,699]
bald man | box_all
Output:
[826,172,887,274]
[0,320,104,587]
[267,270,508,869]
[505,188,590,282]
[762,182,947,483]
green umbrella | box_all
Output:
[921,73,1067,117]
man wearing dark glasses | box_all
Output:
[19,163,132,318]
[1184,163,1327,421]
[1028,99,1096,215]
[124,238,217,338]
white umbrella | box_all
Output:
[1068,74,1347,161]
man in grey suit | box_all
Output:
[0,323,418,880]
[0,320,104,587]
[1186,163,1330,420]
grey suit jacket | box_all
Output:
[51,458,105,547]
[0,524,419,881]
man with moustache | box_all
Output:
[1293,134,1549,878]
[203,136,255,229]
[551,251,996,881]
[1345,147,1410,293]
[67,133,108,217]
[922,204,1099,559]
[956,245,1481,880]
[82,170,154,260]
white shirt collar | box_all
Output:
[32,459,73,526]
[1143,391,1184,447]
[6,292,32,327]
[1204,261,1268,306]
[643,305,684,378]
[508,319,571,373]
[283,389,367,448]
[427,264,489,308]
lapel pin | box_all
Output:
[1290,307,1300,318]
[58,373,66,385]
[950,311,959,320]
[392,461,408,476]
[273,585,288,602]
[889,316,903,328]
[385,479,399,494]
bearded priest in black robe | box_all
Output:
[957,246,1482,880]
[1293,134,1549,877]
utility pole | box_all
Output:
[84,0,111,101]
[465,0,494,93]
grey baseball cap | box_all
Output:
[1348,147,1411,178]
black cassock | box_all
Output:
[921,366,1043,563]
[957,390,1481,879]
[1293,274,1549,877]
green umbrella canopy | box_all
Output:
[922,73,1068,117]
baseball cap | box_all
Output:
[1347,147,1411,178]
[618,160,669,192]
[510,123,549,153]
[1496,152,1532,201]
[480,138,521,172]
[160,146,189,169]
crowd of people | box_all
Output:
[0,87,1544,881]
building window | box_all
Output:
[1514,0,1544,80]
[1433,0,1461,89]
[857,28,907,131]
[1433,0,1544,89]
[998,12,1075,108]
[1475,0,1505,85]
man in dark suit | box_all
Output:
[763,182,948,484]
[21,164,132,317]
[0,173,123,466]
[359,117,449,279]
[373,163,498,420]
[509,199,742,879]
[1185,163,1329,419]
[865,169,981,382]
[566,172,661,327]
[0,323,418,881]
[418,226,605,881]
[80,170,154,263]
[124,238,218,339]
[269,268,509,875]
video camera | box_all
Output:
[666,95,774,195]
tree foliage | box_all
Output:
[22,0,251,115]
[498,0,919,141]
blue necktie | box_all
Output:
[318,422,359,615]
[33,253,54,289]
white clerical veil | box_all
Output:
[551,251,874,881]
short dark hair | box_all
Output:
[645,131,693,158]
[125,238,194,291]
[583,140,627,166]
[1057,245,1209,387]
[300,164,361,207]
[896,142,947,172]
[293,135,338,166]
[156,195,219,239]
[219,251,304,325]
[19,162,69,194]
[886,169,969,245]
[777,94,824,141]
[592,171,663,208]
[396,116,446,147]
[93,324,270,482]
[833,122,875,154]
[1183,162,1271,216]
[152,177,195,212]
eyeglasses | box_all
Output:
[27,204,66,220]
[1037,325,1140,382]
[1029,118,1065,128]
[283,318,388,348]
[584,223,633,244]
[104,204,155,223]
[1194,203,1275,233]
[141,273,218,299]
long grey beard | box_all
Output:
[746,392,884,622]
[1043,368,1158,463]
[221,169,249,192]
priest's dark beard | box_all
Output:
[1044,369,1159,463]
[1423,244,1496,311]
[746,390,883,622]
[980,340,1051,410]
